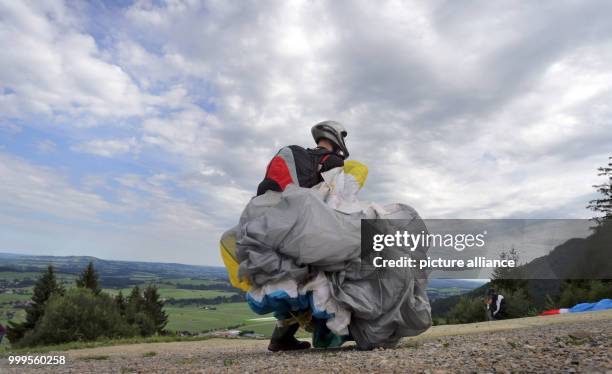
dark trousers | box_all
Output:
[271,323,299,343]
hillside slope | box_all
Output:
[432,222,612,316]
[2,310,610,373]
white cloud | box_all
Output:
[0,1,151,121]
[0,152,112,221]
[71,137,141,157]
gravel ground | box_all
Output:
[2,310,611,373]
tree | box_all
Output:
[587,156,612,226]
[490,248,530,297]
[6,265,64,343]
[115,291,127,316]
[558,280,612,308]
[76,261,101,295]
[16,288,137,348]
[125,286,155,336]
[127,286,144,313]
[447,296,486,324]
[502,288,537,318]
[143,284,168,334]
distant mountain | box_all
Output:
[426,279,487,302]
[0,252,228,282]
[517,222,611,280]
[428,279,487,289]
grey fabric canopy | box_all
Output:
[235,184,432,349]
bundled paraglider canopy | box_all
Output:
[220,161,432,349]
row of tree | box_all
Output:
[165,293,244,306]
[7,262,168,347]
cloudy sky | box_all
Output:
[1,0,611,265]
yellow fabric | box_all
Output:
[219,231,251,292]
[343,160,369,189]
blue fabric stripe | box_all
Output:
[247,290,336,321]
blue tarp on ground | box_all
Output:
[568,298,612,313]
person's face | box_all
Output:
[317,139,334,152]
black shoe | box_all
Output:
[267,337,311,352]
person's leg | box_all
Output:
[268,322,311,352]
[271,322,299,342]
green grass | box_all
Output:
[0,335,11,349]
[0,271,42,281]
[163,278,226,286]
[129,272,160,280]
[157,287,235,299]
[105,287,234,300]
[165,303,261,331]
[0,307,25,322]
[0,293,32,302]
[164,303,293,338]
[0,271,76,282]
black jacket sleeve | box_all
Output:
[256,178,281,196]
[319,154,344,173]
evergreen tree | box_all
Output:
[115,290,127,316]
[587,156,612,226]
[125,285,144,324]
[490,248,530,297]
[127,285,144,312]
[6,265,64,343]
[76,261,101,295]
[143,284,168,334]
[125,286,155,336]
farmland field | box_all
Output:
[165,303,275,335]
[162,278,227,286]
[0,293,32,303]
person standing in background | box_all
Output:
[486,289,507,320]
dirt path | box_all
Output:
[2,310,611,373]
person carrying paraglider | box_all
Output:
[256,120,350,351]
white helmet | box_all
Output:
[311,120,349,159]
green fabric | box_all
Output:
[312,320,346,348]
